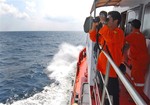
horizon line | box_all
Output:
[0,30,84,32]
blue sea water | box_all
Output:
[0,31,86,105]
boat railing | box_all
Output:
[93,48,147,105]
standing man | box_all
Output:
[93,11,107,55]
[89,11,125,105]
[125,19,149,93]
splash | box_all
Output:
[2,43,84,105]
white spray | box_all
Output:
[1,43,83,105]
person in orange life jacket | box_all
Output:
[93,11,108,94]
[125,19,149,91]
[89,11,125,105]
[93,11,107,58]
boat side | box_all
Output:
[70,48,89,104]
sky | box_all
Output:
[0,0,94,31]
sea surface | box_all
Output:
[0,31,86,105]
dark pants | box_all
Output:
[97,73,120,105]
[106,77,119,105]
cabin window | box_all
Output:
[125,6,141,35]
[127,6,141,22]
[143,3,150,38]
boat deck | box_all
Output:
[120,80,136,105]
[71,48,150,105]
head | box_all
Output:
[99,11,107,23]
[107,11,121,29]
[129,19,141,31]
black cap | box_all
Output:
[129,19,141,29]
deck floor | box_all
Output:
[119,80,136,105]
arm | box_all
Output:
[89,22,99,42]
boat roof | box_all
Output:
[90,0,148,13]
[90,0,121,13]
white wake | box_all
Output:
[1,43,84,105]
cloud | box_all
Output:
[0,0,93,31]
[44,15,75,23]
[0,1,29,19]
[0,0,5,3]
[25,1,36,13]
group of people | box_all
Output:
[88,11,149,105]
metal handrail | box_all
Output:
[101,50,147,105]
[93,51,112,105]
[99,71,112,104]
[101,61,112,105]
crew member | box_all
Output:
[89,11,125,105]
[125,19,149,93]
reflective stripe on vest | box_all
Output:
[134,83,144,87]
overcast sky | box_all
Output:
[0,0,94,31]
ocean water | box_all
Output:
[0,31,86,105]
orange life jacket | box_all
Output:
[89,25,125,78]
[125,30,149,83]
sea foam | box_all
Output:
[1,43,83,105]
